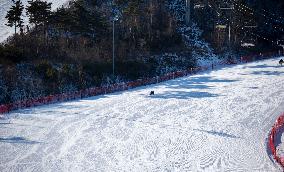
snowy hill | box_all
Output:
[1,57,284,171]
[0,0,69,42]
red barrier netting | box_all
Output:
[268,113,284,169]
[0,51,281,114]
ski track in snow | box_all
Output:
[0,0,69,42]
[0,58,284,171]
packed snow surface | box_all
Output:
[0,0,69,42]
[1,58,284,171]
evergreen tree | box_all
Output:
[51,0,107,38]
[71,0,106,36]
[26,0,52,30]
[5,0,24,35]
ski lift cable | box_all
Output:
[240,29,270,44]
[233,7,284,40]
[235,9,284,32]
[210,2,278,37]
[255,5,284,21]
[238,25,274,46]
[260,8,284,21]
[234,7,281,28]
[232,2,284,25]
[206,0,284,24]
[233,3,282,25]
[240,27,278,45]
[239,24,281,46]
[210,5,255,42]
[210,4,279,46]
[233,5,284,32]
[231,0,283,22]
[210,4,244,28]
[209,0,284,32]
[248,2,284,21]
[231,0,284,25]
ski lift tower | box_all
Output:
[241,21,257,48]
[185,0,193,25]
[111,5,121,76]
[219,2,234,51]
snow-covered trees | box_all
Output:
[166,0,218,66]
[0,70,7,104]
[11,64,44,102]
[179,23,218,66]
[151,53,195,75]
[58,64,78,94]
[166,0,185,23]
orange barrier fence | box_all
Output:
[268,113,284,169]
[0,51,280,114]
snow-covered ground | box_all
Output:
[1,57,284,171]
[0,0,69,42]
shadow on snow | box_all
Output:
[147,76,238,99]
[194,129,241,139]
[244,64,283,69]
[0,137,40,144]
[158,76,238,91]
[149,91,220,99]
[0,122,11,125]
[251,71,284,76]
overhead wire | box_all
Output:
[208,1,279,46]
[231,0,284,25]
[232,2,284,32]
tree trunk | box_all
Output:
[14,24,17,44]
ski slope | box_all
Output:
[1,58,284,171]
[0,0,69,42]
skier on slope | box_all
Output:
[279,59,284,66]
